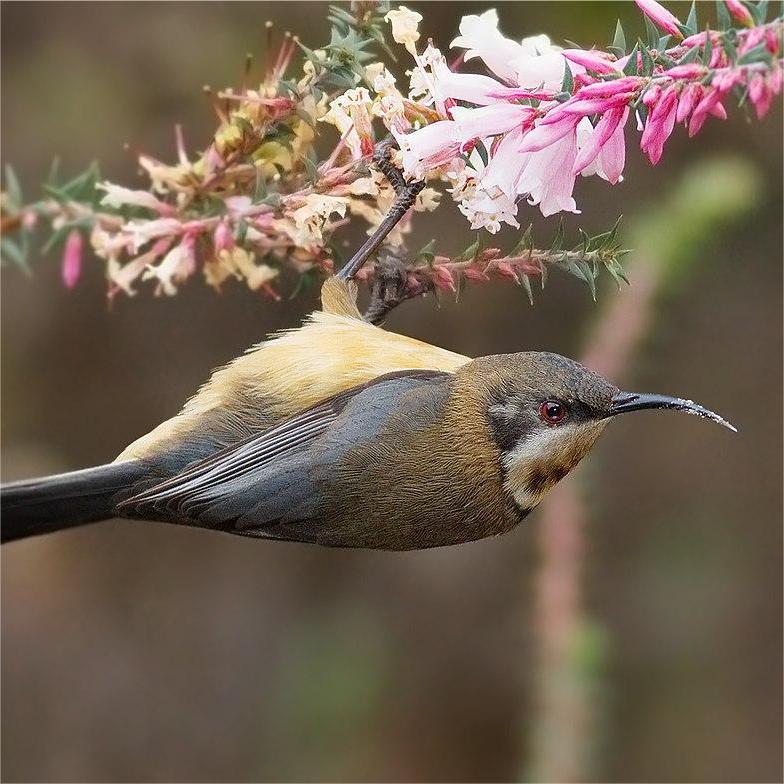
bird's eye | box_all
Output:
[539,399,569,426]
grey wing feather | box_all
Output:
[118,370,450,531]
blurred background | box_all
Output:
[1,2,781,782]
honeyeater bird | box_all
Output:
[0,275,735,550]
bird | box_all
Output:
[0,276,735,550]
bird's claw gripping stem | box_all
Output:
[336,138,424,283]
[362,246,433,325]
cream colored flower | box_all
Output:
[291,194,348,249]
[414,187,442,212]
[385,6,422,56]
[214,247,280,291]
[348,176,381,197]
[367,64,397,96]
[142,242,192,296]
[321,89,375,159]
[138,156,189,195]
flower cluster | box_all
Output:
[0,0,780,301]
[385,1,782,231]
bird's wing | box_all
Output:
[117,369,451,529]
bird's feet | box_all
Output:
[363,246,432,325]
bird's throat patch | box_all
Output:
[502,421,607,511]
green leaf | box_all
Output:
[623,42,640,75]
[678,44,701,64]
[738,42,771,64]
[510,223,534,257]
[721,32,738,63]
[612,19,626,55]
[415,239,437,265]
[474,140,489,168]
[46,157,61,187]
[716,0,732,30]
[234,218,249,245]
[550,218,565,254]
[253,170,268,201]
[644,15,661,49]
[1,237,29,272]
[455,233,482,264]
[41,223,73,255]
[3,165,22,209]
[640,43,655,76]
[43,161,101,204]
[752,0,769,24]
[302,152,319,184]
[561,60,574,94]
[685,1,699,35]
[520,273,534,305]
[702,26,714,65]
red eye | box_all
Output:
[539,399,569,426]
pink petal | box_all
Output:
[573,106,625,175]
[634,0,683,37]
[725,0,753,27]
[61,229,83,290]
[518,115,580,153]
[574,76,642,98]
[598,108,629,184]
[665,64,708,80]
[561,49,618,74]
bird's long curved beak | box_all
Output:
[608,392,737,432]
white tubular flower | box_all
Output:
[97,182,172,214]
[385,6,423,56]
[125,218,182,254]
[450,9,525,84]
[373,93,410,133]
[511,35,571,92]
[366,63,397,96]
[446,168,478,203]
[458,188,520,234]
[408,65,433,105]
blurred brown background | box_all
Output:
[1,3,781,782]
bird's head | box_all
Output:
[464,352,735,514]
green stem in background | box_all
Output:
[524,157,761,784]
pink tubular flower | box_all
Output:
[517,129,582,216]
[431,263,456,292]
[394,121,462,179]
[61,229,83,289]
[451,103,534,139]
[573,106,629,182]
[641,84,679,164]
[395,103,532,179]
[574,76,643,98]
[748,70,781,119]
[561,48,619,74]
[494,260,518,281]
[435,70,521,106]
[688,88,723,136]
[635,0,684,37]
[213,220,234,253]
[518,114,581,154]
[725,0,754,27]
[676,82,702,123]
[665,63,708,80]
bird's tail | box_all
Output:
[1,461,147,543]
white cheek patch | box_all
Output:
[502,422,605,511]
